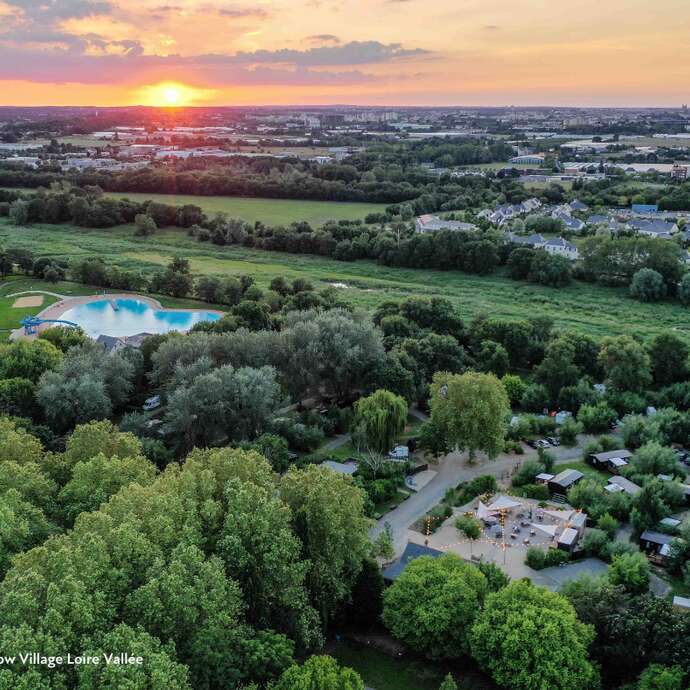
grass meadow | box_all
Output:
[1,218,689,342]
[103,192,387,226]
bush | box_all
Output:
[453,475,498,505]
[608,551,650,594]
[518,483,550,500]
[501,374,526,405]
[526,547,569,570]
[512,459,545,487]
[521,383,550,412]
[679,273,690,306]
[455,515,482,539]
[630,268,667,302]
[581,528,611,558]
[597,512,619,538]
[503,438,525,454]
[558,418,582,446]
[577,402,617,433]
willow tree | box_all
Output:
[428,371,509,462]
[352,389,408,455]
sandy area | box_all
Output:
[12,295,44,308]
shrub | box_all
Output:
[597,512,619,538]
[630,268,667,302]
[558,418,582,446]
[526,547,569,570]
[519,483,549,500]
[502,374,526,405]
[582,528,611,558]
[577,402,617,433]
[521,383,550,413]
[512,459,545,487]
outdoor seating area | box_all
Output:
[410,494,589,581]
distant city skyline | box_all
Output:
[0,0,687,107]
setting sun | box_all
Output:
[162,85,181,105]
[135,81,215,107]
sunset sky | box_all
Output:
[0,0,688,107]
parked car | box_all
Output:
[142,395,161,411]
[525,439,539,449]
[536,439,551,449]
[546,437,561,447]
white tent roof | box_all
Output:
[476,500,497,520]
[531,523,558,537]
[487,495,523,511]
[543,509,574,521]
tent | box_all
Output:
[487,495,523,511]
[530,523,558,537]
[476,500,497,521]
[543,509,574,522]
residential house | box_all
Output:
[631,203,659,214]
[505,232,546,248]
[627,218,679,239]
[485,198,542,226]
[543,237,579,260]
[553,210,586,232]
[569,199,589,212]
[415,214,477,233]
[586,214,609,226]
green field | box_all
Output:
[2,218,690,342]
[555,461,609,485]
[103,192,387,226]
[0,279,58,340]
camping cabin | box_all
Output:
[639,530,674,565]
[588,449,633,473]
[557,528,579,554]
[548,469,584,497]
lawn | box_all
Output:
[101,192,387,226]
[0,277,60,340]
[330,640,497,690]
[2,218,690,342]
[556,460,609,485]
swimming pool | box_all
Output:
[59,298,222,338]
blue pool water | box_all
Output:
[60,298,221,338]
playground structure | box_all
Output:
[20,316,79,335]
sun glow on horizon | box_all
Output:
[135,81,216,107]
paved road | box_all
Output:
[371,442,586,553]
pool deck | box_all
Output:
[11,293,225,340]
